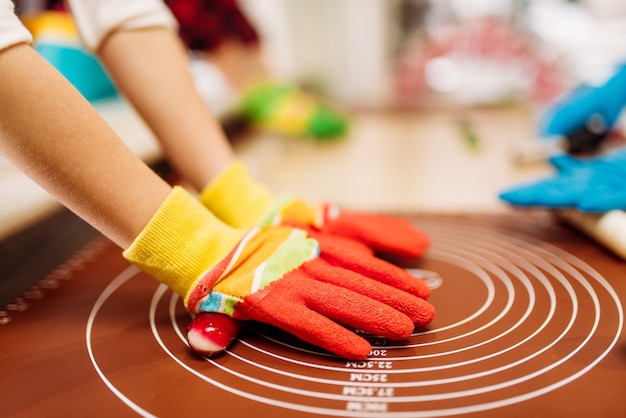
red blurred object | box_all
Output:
[394,16,567,106]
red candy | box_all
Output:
[187,312,243,356]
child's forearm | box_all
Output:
[0,43,171,248]
[98,27,236,191]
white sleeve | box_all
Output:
[66,0,178,51]
[0,0,33,51]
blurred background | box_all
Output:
[4,0,626,240]
[245,0,626,109]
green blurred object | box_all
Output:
[239,83,291,121]
[239,83,349,140]
[308,106,349,139]
[457,114,481,152]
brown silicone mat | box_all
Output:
[2,212,625,417]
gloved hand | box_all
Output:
[187,223,433,357]
[538,63,626,153]
[199,160,430,259]
[124,186,434,360]
[499,147,626,211]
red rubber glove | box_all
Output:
[125,188,434,360]
[188,232,433,358]
[295,202,430,258]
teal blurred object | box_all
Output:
[34,42,117,102]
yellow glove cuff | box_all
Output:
[123,186,245,304]
[199,160,273,228]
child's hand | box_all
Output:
[125,187,434,360]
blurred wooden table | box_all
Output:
[233,105,551,214]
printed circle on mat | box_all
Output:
[86,217,623,417]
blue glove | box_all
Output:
[539,63,626,153]
[499,147,626,212]
[540,63,626,136]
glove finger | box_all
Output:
[304,228,374,255]
[539,86,597,136]
[295,274,419,337]
[324,210,430,258]
[549,153,583,171]
[187,312,244,356]
[499,177,582,208]
[240,277,374,359]
[316,233,431,299]
[303,259,435,326]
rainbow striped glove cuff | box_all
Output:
[123,186,318,313]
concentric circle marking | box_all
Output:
[87,218,623,417]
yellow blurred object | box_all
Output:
[21,11,80,45]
